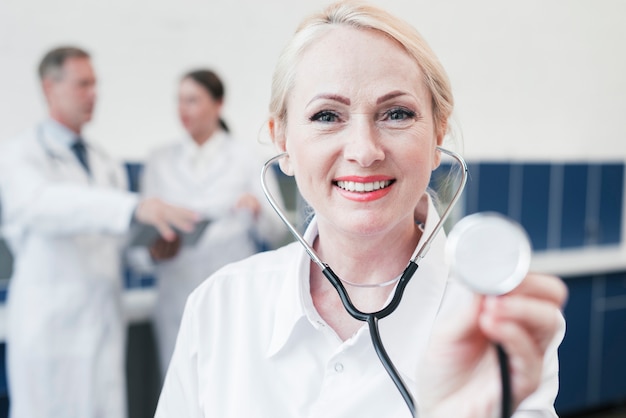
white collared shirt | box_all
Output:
[181,130,228,179]
[41,117,77,148]
[155,201,561,418]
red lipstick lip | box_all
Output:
[333,176,395,202]
[335,183,394,202]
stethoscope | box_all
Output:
[261,146,528,418]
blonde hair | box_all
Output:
[268,0,453,137]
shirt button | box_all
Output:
[334,362,344,373]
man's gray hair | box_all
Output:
[38,46,90,81]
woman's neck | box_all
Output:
[191,125,218,146]
[313,217,422,287]
[309,217,423,340]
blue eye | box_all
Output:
[310,110,339,123]
[386,108,416,121]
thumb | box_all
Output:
[432,293,483,344]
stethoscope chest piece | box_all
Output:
[445,212,532,295]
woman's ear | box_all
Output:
[268,118,294,176]
[268,118,285,151]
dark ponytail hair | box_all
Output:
[183,69,229,133]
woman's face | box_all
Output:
[275,26,442,238]
[178,77,222,141]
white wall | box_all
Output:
[1,0,625,162]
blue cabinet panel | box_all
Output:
[597,272,626,402]
[561,164,589,248]
[520,164,551,251]
[476,163,511,215]
[598,164,624,245]
[599,307,626,403]
[462,162,481,214]
[603,271,626,297]
[0,344,7,397]
[124,267,156,289]
[0,344,7,418]
[556,276,593,415]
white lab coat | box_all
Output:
[0,120,138,418]
[140,132,286,375]
[155,201,563,417]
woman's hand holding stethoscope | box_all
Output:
[417,214,568,418]
[417,273,567,418]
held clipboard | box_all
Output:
[129,218,211,248]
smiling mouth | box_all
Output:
[335,180,394,192]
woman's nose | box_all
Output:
[342,117,385,167]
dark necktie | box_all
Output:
[71,139,90,174]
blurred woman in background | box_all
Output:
[140,69,286,377]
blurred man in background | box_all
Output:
[0,46,198,418]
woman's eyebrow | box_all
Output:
[306,93,350,107]
[376,91,408,104]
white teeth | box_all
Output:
[336,180,391,192]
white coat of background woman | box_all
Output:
[140,69,286,376]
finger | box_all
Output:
[166,208,199,233]
[481,320,544,408]
[250,200,261,218]
[483,295,563,352]
[154,221,176,241]
[508,273,568,307]
[236,194,261,215]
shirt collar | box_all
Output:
[181,130,228,162]
[266,195,451,366]
[41,118,80,148]
[266,217,318,357]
